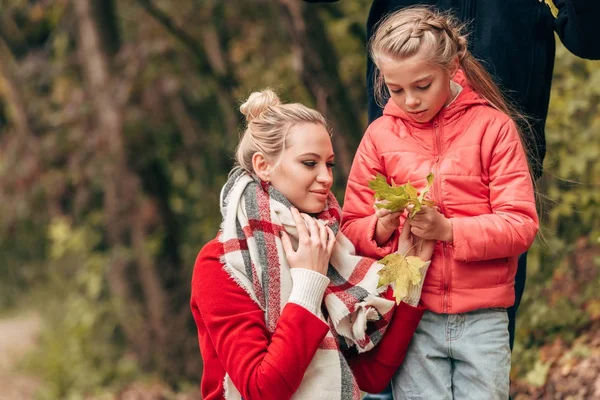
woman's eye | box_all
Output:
[302,161,317,168]
[326,162,336,168]
[418,83,431,90]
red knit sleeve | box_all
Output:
[346,289,425,393]
[191,239,330,400]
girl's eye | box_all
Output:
[302,161,317,168]
[418,83,431,90]
[326,162,336,168]
[390,88,403,94]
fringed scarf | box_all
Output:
[218,168,394,400]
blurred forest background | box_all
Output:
[0,0,598,399]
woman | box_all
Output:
[190,89,434,400]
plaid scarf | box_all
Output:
[219,168,394,400]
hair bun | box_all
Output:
[240,89,281,123]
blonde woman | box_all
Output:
[191,89,434,400]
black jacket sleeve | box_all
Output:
[553,0,600,59]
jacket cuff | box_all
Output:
[449,217,480,262]
[366,214,399,256]
[288,269,330,319]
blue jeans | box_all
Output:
[363,253,527,400]
[390,309,510,399]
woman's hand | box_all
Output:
[409,205,453,242]
[373,201,402,246]
[281,207,336,276]
[397,218,435,306]
[397,218,435,262]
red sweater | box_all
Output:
[190,238,425,400]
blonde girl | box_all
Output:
[341,7,539,399]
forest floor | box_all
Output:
[1,311,598,399]
[0,312,43,400]
[511,322,600,399]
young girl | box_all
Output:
[191,89,435,400]
[341,7,539,399]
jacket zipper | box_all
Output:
[432,117,449,313]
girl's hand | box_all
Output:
[281,207,336,276]
[373,201,402,245]
[397,218,435,261]
[409,205,453,242]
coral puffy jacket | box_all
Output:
[341,75,539,314]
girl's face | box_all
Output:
[380,55,457,123]
[268,123,335,214]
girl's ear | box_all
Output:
[251,152,272,182]
[449,56,460,78]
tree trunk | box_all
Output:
[135,0,240,140]
[0,37,44,214]
[74,0,170,368]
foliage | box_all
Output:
[369,173,434,216]
[377,253,427,304]
[0,0,597,397]
[23,218,140,399]
[510,41,600,385]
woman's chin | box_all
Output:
[294,201,326,215]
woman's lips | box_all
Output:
[310,190,328,200]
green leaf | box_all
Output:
[368,173,435,215]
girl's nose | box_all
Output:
[405,93,421,108]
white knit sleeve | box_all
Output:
[288,268,330,319]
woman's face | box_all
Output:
[267,123,335,214]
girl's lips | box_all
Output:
[410,110,427,117]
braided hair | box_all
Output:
[369,6,538,175]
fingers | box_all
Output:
[291,207,308,238]
[399,218,412,242]
[318,220,328,247]
[374,207,402,225]
[326,226,336,255]
[410,224,426,239]
[280,230,294,258]
[418,239,436,261]
[301,213,319,243]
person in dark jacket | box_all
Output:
[303,1,600,398]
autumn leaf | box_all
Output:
[369,173,435,217]
[417,173,434,203]
[377,253,428,305]
[368,175,411,211]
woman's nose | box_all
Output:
[317,167,333,185]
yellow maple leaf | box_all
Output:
[368,173,435,216]
[377,254,427,304]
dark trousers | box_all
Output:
[363,253,527,399]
